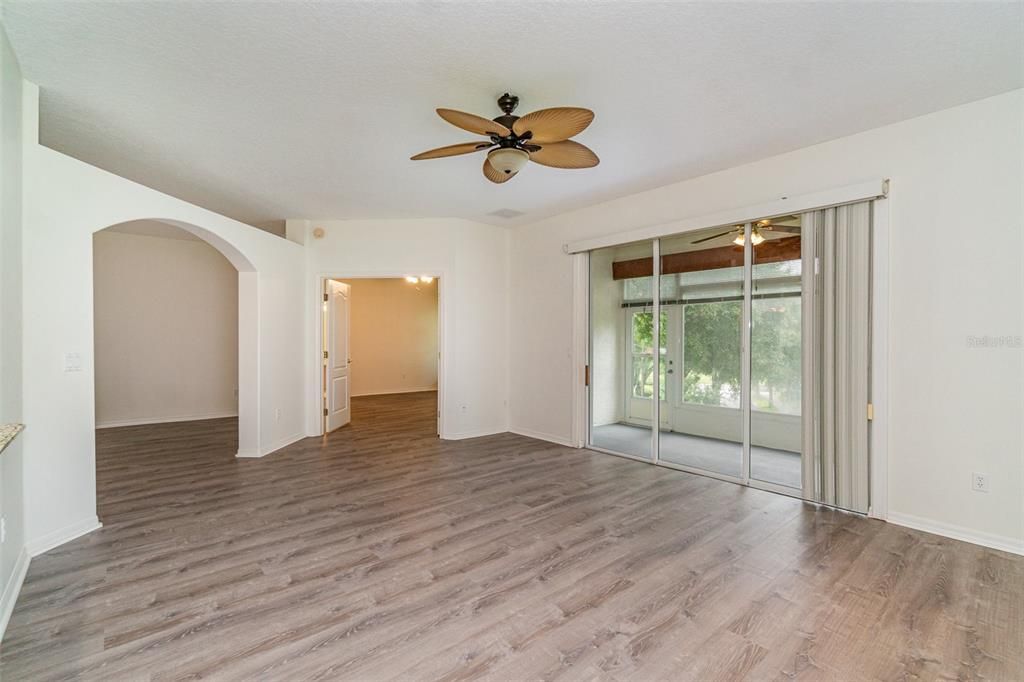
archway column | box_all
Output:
[237,271,260,457]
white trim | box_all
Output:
[887,512,1024,556]
[510,427,576,448]
[442,428,507,441]
[571,253,589,448]
[740,222,752,485]
[651,238,661,463]
[564,179,888,254]
[249,431,305,458]
[504,228,513,437]
[747,477,803,500]
[0,547,30,643]
[585,445,653,464]
[96,411,239,429]
[350,388,438,398]
[655,457,744,484]
[868,195,890,520]
[623,310,639,422]
[26,516,102,557]
[310,270,447,439]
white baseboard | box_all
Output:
[260,432,306,457]
[0,546,30,643]
[887,512,1024,556]
[509,427,577,448]
[25,516,102,557]
[96,411,238,429]
[442,428,506,441]
[351,388,438,398]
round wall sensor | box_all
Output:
[312,227,325,239]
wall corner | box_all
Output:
[20,79,38,150]
[285,219,310,246]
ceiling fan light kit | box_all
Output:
[694,217,802,248]
[411,93,599,183]
[733,227,766,247]
[487,148,530,175]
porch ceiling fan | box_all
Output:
[690,218,801,247]
[410,93,599,183]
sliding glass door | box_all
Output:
[655,229,745,480]
[749,218,803,489]
[587,203,872,512]
[589,240,655,461]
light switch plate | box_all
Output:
[64,352,83,372]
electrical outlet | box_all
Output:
[972,472,990,493]
[275,408,281,421]
[1,517,6,544]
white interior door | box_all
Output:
[326,280,351,432]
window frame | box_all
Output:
[619,270,804,418]
[625,308,667,402]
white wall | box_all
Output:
[292,218,509,440]
[19,81,306,555]
[0,25,27,638]
[93,228,239,427]
[511,90,1024,552]
[339,278,437,397]
[589,247,623,426]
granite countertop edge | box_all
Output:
[0,423,25,455]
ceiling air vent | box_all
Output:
[488,208,526,219]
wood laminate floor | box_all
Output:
[2,391,1022,681]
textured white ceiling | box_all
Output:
[3,1,1022,227]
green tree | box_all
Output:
[626,283,802,413]
[750,297,801,412]
[683,302,741,405]
[679,296,802,412]
[630,311,666,399]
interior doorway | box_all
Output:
[93,221,240,431]
[91,219,254,525]
[320,276,441,436]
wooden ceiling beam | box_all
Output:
[611,236,801,280]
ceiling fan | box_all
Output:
[410,93,599,183]
[690,218,802,247]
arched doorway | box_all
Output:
[91,219,260,468]
[20,142,306,557]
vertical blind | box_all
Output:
[801,201,872,512]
